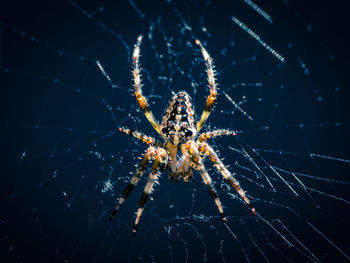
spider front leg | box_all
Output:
[133,148,167,235]
[183,141,226,222]
[198,142,256,215]
[195,39,217,132]
[109,146,156,221]
[133,35,161,134]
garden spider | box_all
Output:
[110,35,256,235]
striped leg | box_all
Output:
[118,127,158,146]
[198,129,237,143]
[198,162,226,222]
[133,35,161,134]
[199,142,256,215]
[110,146,156,221]
[133,148,167,235]
[183,141,226,222]
[195,39,217,132]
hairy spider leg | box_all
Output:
[184,141,226,222]
[198,129,237,143]
[118,127,158,146]
[198,142,256,215]
[109,147,156,221]
[133,35,161,134]
[133,148,167,235]
[195,39,217,132]
[198,162,226,222]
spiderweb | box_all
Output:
[1,0,350,262]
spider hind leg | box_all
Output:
[197,162,226,222]
[109,146,155,221]
[199,142,256,215]
[184,141,226,222]
[133,148,167,235]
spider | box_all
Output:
[110,35,256,235]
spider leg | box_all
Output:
[198,161,226,222]
[133,35,161,134]
[195,39,217,132]
[198,142,256,215]
[183,141,226,222]
[109,146,156,221]
[198,129,237,143]
[118,127,161,146]
[133,148,167,235]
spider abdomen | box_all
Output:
[160,91,197,145]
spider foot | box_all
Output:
[222,215,227,223]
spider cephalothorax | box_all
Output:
[110,35,256,235]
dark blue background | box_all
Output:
[1,0,350,262]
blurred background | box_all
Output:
[1,0,349,262]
